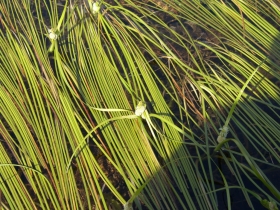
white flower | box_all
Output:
[92,2,100,14]
[48,28,57,40]
[135,101,147,118]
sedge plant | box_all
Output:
[0,0,280,209]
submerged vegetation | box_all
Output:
[0,0,280,209]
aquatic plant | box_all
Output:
[0,0,280,209]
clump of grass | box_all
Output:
[0,0,280,209]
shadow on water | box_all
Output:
[134,2,280,210]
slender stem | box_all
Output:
[224,57,267,127]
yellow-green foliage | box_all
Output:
[0,0,280,209]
